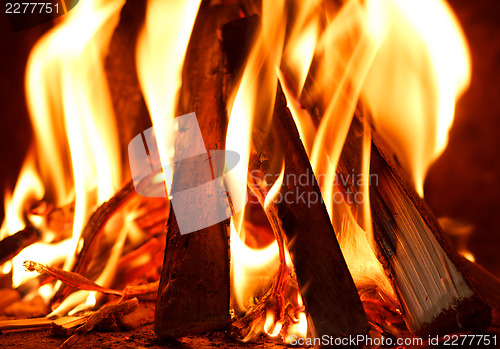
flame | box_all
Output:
[230,224,279,312]
[279,0,470,330]
[136,0,202,193]
[24,0,124,282]
[0,153,43,240]
[361,0,471,195]
[226,0,290,333]
[2,0,127,305]
[283,293,308,344]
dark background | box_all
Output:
[0,1,499,275]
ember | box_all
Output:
[0,0,499,348]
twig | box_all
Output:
[53,180,136,303]
[24,260,159,300]
[61,298,139,348]
[24,260,123,297]
[0,226,40,265]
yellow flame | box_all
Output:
[136,0,201,193]
[361,0,471,195]
[283,293,308,344]
[24,0,124,281]
[227,0,287,317]
[230,223,279,312]
[310,0,389,218]
[0,153,43,240]
[264,309,283,337]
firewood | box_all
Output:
[61,298,139,348]
[53,180,135,304]
[271,86,369,338]
[24,260,123,297]
[0,317,53,332]
[0,226,40,265]
[25,260,159,301]
[222,16,369,340]
[0,315,85,333]
[154,4,241,339]
[336,115,491,335]
[104,0,152,154]
[119,301,155,330]
[51,316,89,337]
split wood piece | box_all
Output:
[53,180,135,304]
[120,301,155,330]
[104,0,152,165]
[0,226,40,265]
[221,15,368,341]
[337,115,491,335]
[62,298,139,348]
[154,4,240,339]
[51,316,90,337]
[0,316,83,333]
[269,86,369,339]
[25,260,159,301]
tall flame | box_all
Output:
[361,0,471,195]
[4,0,125,302]
[136,0,202,193]
[227,0,287,326]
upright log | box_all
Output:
[154,4,240,339]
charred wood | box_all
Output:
[154,4,240,339]
[0,226,40,266]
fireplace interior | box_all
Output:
[0,0,499,348]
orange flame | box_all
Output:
[4,0,126,305]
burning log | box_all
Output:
[154,4,241,339]
[24,260,159,301]
[336,115,492,335]
[269,87,369,338]
[0,226,40,265]
[105,0,152,152]
[222,17,369,340]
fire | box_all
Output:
[0,0,474,344]
[1,153,43,238]
[2,0,128,307]
[227,0,471,343]
[136,0,202,193]
[361,0,471,196]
